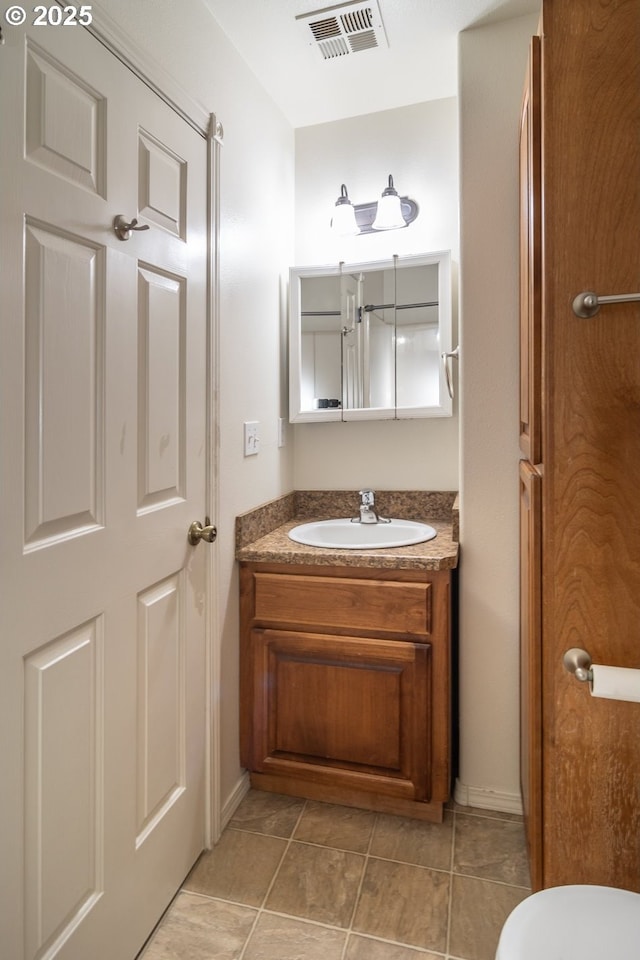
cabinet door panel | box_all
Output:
[519,460,542,888]
[519,36,542,462]
[250,629,431,801]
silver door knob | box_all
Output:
[187,518,217,545]
[113,214,150,241]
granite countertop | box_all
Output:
[236,491,459,571]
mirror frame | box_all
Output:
[289,251,453,423]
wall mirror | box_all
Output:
[289,251,453,422]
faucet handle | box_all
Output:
[359,488,375,505]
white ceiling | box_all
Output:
[202,0,539,127]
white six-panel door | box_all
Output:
[0,13,209,960]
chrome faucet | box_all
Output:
[355,489,391,524]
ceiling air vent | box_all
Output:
[297,1,388,61]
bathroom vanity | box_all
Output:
[237,491,458,822]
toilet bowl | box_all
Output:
[495,884,640,960]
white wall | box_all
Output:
[92,0,296,812]
[457,13,539,810]
[294,99,460,491]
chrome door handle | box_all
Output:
[113,214,150,241]
[187,518,217,545]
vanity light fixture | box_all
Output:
[330,174,418,235]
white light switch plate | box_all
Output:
[243,421,260,456]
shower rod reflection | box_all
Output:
[301,300,438,317]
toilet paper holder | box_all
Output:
[563,647,593,683]
[564,648,640,703]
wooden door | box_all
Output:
[540,0,640,890]
[0,17,209,959]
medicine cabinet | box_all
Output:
[289,251,453,423]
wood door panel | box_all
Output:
[136,574,186,843]
[138,128,186,239]
[253,571,431,637]
[250,629,431,800]
[23,618,104,960]
[25,40,106,197]
[272,657,402,767]
[137,265,186,511]
[24,220,105,546]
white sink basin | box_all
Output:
[288,518,437,550]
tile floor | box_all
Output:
[139,790,531,960]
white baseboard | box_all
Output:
[219,771,251,833]
[454,778,523,816]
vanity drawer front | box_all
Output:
[253,572,431,636]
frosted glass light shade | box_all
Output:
[332,201,359,235]
[372,193,405,230]
[331,184,359,236]
[372,175,405,230]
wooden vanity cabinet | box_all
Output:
[239,562,452,822]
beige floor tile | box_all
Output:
[140,892,256,960]
[153,795,533,960]
[345,933,443,959]
[453,814,530,887]
[369,812,453,871]
[265,841,365,927]
[183,829,286,907]
[352,858,449,952]
[228,789,305,838]
[293,801,376,853]
[449,875,529,960]
[243,913,346,960]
